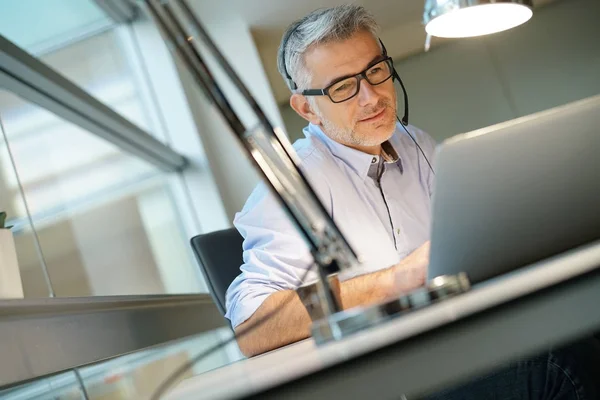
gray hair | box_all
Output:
[277,5,380,92]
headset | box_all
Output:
[281,31,435,175]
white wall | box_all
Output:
[126,18,230,237]
[175,2,286,222]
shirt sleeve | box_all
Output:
[224,168,332,329]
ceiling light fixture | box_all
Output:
[423,0,534,38]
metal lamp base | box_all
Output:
[311,273,471,345]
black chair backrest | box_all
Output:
[190,228,244,316]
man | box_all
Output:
[226,5,434,355]
[225,5,600,398]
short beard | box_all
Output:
[312,98,396,148]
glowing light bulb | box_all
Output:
[424,2,533,39]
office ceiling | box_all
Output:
[233,0,558,40]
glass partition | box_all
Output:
[0,0,216,298]
[0,371,86,400]
[0,90,202,297]
[0,328,243,400]
[76,328,242,399]
[0,1,239,395]
[0,0,113,55]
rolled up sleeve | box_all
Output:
[225,177,329,328]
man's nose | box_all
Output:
[356,79,380,106]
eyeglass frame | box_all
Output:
[293,56,395,104]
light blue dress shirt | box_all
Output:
[225,122,436,328]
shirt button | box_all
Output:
[371,157,377,164]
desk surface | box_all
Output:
[166,241,600,400]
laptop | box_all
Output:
[427,95,600,285]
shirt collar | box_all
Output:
[303,123,401,180]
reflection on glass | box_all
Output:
[1,3,169,144]
[77,328,243,399]
[0,329,243,399]
[0,371,85,400]
[0,92,155,217]
[0,91,202,297]
[0,0,113,55]
[0,107,50,297]
[39,30,159,137]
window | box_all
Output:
[0,1,211,297]
[0,91,202,296]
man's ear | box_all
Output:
[290,94,321,125]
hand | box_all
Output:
[391,241,430,295]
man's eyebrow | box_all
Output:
[323,54,386,88]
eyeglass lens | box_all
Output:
[328,59,392,102]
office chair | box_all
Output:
[190,228,244,316]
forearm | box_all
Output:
[235,244,428,356]
[339,267,396,309]
[340,250,427,310]
[235,290,311,357]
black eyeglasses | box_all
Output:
[297,57,394,103]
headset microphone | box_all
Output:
[392,69,409,127]
[379,40,434,175]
